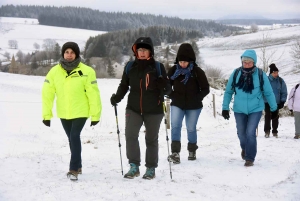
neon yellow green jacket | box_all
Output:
[42,62,102,121]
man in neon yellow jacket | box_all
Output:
[42,42,102,181]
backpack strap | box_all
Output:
[231,67,241,94]
[258,68,264,92]
[125,61,135,75]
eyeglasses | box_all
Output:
[137,48,149,52]
[242,61,253,65]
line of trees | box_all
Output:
[0,5,242,35]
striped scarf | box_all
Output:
[170,62,194,85]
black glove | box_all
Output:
[110,93,117,106]
[278,102,285,109]
[156,76,167,90]
[90,121,99,126]
[43,120,50,127]
[271,109,279,119]
[222,110,230,120]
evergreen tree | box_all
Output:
[107,58,116,78]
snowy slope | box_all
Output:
[0,72,299,201]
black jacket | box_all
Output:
[114,37,171,114]
[167,65,210,110]
[168,43,209,110]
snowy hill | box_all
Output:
[0,17,300,200]
[0,72,300,201]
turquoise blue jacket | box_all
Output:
[222,50,277,114]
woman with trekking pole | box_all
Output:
[110,37,171,180]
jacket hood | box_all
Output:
[132,37,154,57]
[175,43,196,63]
[241,49,257,65]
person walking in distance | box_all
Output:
[264,63,287,138]
[288,83,300,139]
[167,43,210,164]
[110,37,171,179]
[42,42,102,181]
[222,49,277,167]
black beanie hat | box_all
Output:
[176,43,196,63]
[269,63,279,74]
[136,43,152,51]
[61,42,80,58]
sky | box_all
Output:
[1,0,300,20]
[0,17,300,201]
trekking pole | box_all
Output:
[114,105,123,175]
[163,102,173,179]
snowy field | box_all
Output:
[0,72,299,201]
[0,17,300,201]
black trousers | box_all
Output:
[61,118,87,171]
[264,103,279,134]
[125,109,163,168]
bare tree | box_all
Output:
[33,42,40,50]
[258,31,285,72]
[290,39,300,69]
[8,40,18,49]
[16,50,25,64]
[4,52,11,60]
[42,39,56,52]
[250,23,258,33]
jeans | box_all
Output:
[171,106,202,144]
[61,118,87,171]
[234,111,262,162]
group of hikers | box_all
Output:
[41,37,300,181]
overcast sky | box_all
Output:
[1,0,300,20]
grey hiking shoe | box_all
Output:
[294,134,300,139]
[273,133,278,138]
[265,132,270,138]
[78,168,82,174]
[167,152,180,164]
[67,170,78,181]
[188,151,196,160]
[142,167,155,180]
[124,163,140,179]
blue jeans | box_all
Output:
[171,106,202,144]
[234,111,262,162]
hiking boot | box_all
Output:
[273,133,278,138]
[167,152,180,164]
[241,150,245,160]
[294,134,300,139]
[124,163,140,179]
[67,170,78,181]
[142,167,155,180]
[188,151,196,160]
[244,160,254,167]
[265,132,270,138]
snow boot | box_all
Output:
[294,134,300,139]
[188,151,196,160]
[67,170,78,181]
[244,160,254,167]
[124,163,140,179]
[168,152,180,164]
[273,133,278,138]
[142,167,155,180]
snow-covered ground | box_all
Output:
[0,72,300,201]
[0,17,300,201]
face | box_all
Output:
[64,48,76,61]
[137,48,150,60]
[272,71,279,78]
[179,61,189,68]
[242,61,254,68]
